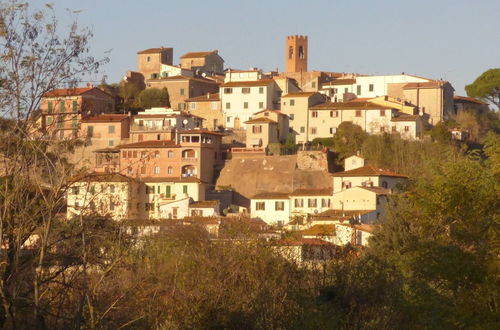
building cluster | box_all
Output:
[35,35,487,258]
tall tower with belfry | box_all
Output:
[286,35,308,72]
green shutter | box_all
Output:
[166,186,171,197]
[72,100,78,112]
[60,101,65,113]
[183,185,188,194]
[71,116,78,128]
[48,101,53,113]
[47,117,53,125]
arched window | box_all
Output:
[288,46,294,59]
[298,46,304,59]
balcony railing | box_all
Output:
[130,124,174,132]
[181,157,197,161]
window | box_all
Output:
[122,151,127,158]
[109,201,115,211]
[180,88,185,96]
[71,116,78,128]
[224,88,233,94]
[310,127,317,135]
[312,81,316,88]
[342,181,351,189]
[242,87,250,94]
[183,185,188,194]
[259,87,264,94]
[356,85,361,95]
[190,103,196,110]
[226,102,231,109]
[141,151,147,158]
[168,151,174,158]
[344,87,348,93]
[108,125,115,133]
[300,126,305,133]
[380,110,386,117]
[47,101,53,113]
[227,116,231,123]
[330,127,337,134]
[256,201,265,210]
[147,56,151,62]
[275,201,285,211]
[289,114,294,120]
[72,100,78,112]
[211,102,218,110]
[308,198,317,208]
[133,151,137,158]
[165,185,171,197]
[298,46,304,59]
[330,110,338,118]
[162,71,168,78]
[258,102,264,109]
[294,198,304,208]
[154,166,160,174]
[369,84,374,92]
[60,101,65,113]
[167,166,173,174]
[154,151,160,158]
[311,111,318,118]
[252,125,262,134]
[404,126,410,132]
[288,46,293,59]
[109,185,115,193]
[355,110,362,117]
[321,198,330,208]
[47,116,53,125]
[108,140,114,147]
[71,186,79,195]
[243,102,248,109]
[290,99,295,106]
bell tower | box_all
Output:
[286,35,308,73]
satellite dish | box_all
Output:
[202,72,207,77]
[183,119,188,125]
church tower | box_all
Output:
[286,35,308,72]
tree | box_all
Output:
[137,87,170,109]
[118,80,143,112]
[332,122,366,165]
[0,1,108,328]
[465,68,500,111]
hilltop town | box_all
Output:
[1,0,499,326]
[31,35,495,255]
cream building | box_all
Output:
[289,188,332,217]
[250,192,290,225]
[331,186,390,221]
[281,92,326,143]
[244,110,289,148]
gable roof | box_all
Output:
[289,188,332,196]
[332,165,408,178]
[310,101,394,110]
[43,87,94,97]
[244,117,277,124]
[403,81,446,89]
[282,92,318,98]
[137,47,172,55]
[252,109,287,116]
[322,78,357,86]
[251,192,289,200]
[302,224,336,236]
[180,51,217,59]
[453,95,487,105]
[391,114,420,122]
[116,140,180,149]
[185,93,220,102]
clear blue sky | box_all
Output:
[44,0,500,95]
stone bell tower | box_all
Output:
[286,35,308,73]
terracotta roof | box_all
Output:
[148,75,219,84]
[403,81,445,89]
[180,51,217,59]
[289,188,332,196]
[453,95,487,105]
[185,93,220,102]
[312,209,374,218]
[43,87,93,97]
[276,238,334,246]
[220,79,274,87]
[358,186,392,195]
[116,140,180,149]
[244,117,277,124]
[189,200,219,208]
[93,148,120,153]
[253,109,287,116]
[323,78,356,86]
[82,114,129,123]
[251,192,289,199]
[71,172,135,183]
[310,101,394,110]
[391,114,420,122]
[182,216,220,225]
[176,129,224,136]
[140,176,203,183]
[302,224,336,236]
[282,92,318,98]
[337,223,375,233]
[137,47,172,54]
[332,165,408,178]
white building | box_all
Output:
[250,192,290,225]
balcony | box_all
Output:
[182,157,197,162]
